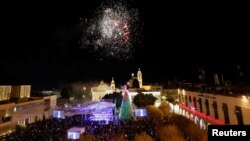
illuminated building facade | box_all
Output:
[91,80,111,101]
[128,69,162,107]
[91,69,162,107]
[0,85,57,136]
[11,85,31,98]
[91,78,119,101]
[172,88,250,129]
[0,86,11,101]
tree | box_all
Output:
[61,83,90,99]
[80,133,93,141]
[134,132,153,141]
[158,101,171,117]
[119,88,133,120]
[184,124,208,141]
[147,105,163,126]
[112,134,126,141]
[168,115,208,141]
[83,92,92,101]
[166,96,175,103]
[61,86,72,98]
[102,92,123,108]
[133,93,157,108]
[157,125,185,141]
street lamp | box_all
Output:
[83,86,86,93]
[83,86,87,99]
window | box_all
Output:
[193,97,197,110]
[25,118,29,125]
[212,101,219,119]
[181,94,184,103]
[188,96,192,107]
[198,98,203,113]
[185,95,188,106]
[205,99,210,116]
[35,115,38,122]
[222,103,230,124]
[235,106,244,125]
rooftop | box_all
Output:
[179,83,250,97]
[0,97,43,105]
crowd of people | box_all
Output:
[2,103,207,141]
[2,115,156,141]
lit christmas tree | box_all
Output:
[119,85,133,120]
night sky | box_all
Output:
[0,1,249,88]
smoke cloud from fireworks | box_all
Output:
[80,1,142,60]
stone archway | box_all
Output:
[182,110,186,116]
[185,111,189,119]
[200,119,206,129]
[194,116,199,124]
[179,109,182,115]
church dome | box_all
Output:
[91,80,110,92]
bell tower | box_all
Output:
[137,68,143,88]
[110,77,116,92]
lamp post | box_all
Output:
[83,86,86,99]
[83,86,86,93]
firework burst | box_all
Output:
[80,0,142,60]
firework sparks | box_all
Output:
[80,0,142,60]
[99,8,130,44]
